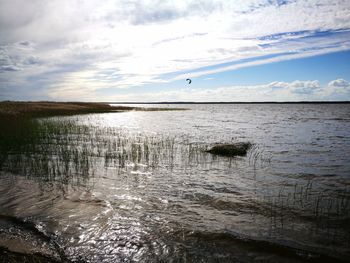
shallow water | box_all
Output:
[0,104,349,262]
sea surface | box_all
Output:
[0,104,349,262]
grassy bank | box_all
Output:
[0,101,192,185]
[0,101,186,179]
[0,101,185,149]
[0,102,113,156]
[0,101,185,118]
[0,101,132,117]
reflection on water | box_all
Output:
[0,104,349,262]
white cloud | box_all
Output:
[80,79,348,102]
[325,79,350,98]
[328,78,349,88]
[0,0,350,100]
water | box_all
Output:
[0,104,349,262]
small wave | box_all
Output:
[130,170,152,176]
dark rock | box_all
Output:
[206,142,252,157]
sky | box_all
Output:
[0,0,350,102]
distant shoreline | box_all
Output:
[0,101,185,118]
[2,101,350,105]
[1,101,349,118]
[107,101,350,104]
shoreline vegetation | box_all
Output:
[0,101,186,118]
[0,101,186,157]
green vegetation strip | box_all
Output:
[0,101,186,118]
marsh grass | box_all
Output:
[0,101,187,118]
[0,115,213,188]
[257,179,350,244]
[0,102,122,117]
[0,101,188,187]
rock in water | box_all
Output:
[206,142,252,157]
[0,215,64,262]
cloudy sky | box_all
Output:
[0,0,350,102]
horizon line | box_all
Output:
[107,101,350,104]
[2,100,350,104]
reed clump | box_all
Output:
[0,116,211,187]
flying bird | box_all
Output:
[186,78,192,84]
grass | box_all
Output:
[0,117,196,186]
[0,101,186,118]
[0,101,188,183]
[0,101,124,117]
